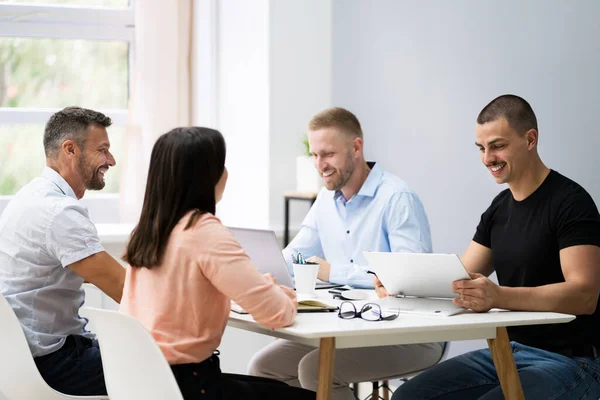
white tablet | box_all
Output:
[363,252,471,299]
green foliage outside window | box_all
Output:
[0,36,129,195]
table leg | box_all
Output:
[316,337,335,400]
[487,327,525,400]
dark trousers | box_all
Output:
[171,352,316,400]
[34,335,107,396]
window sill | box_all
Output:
[96,223,136,244]
[0,193,122,224]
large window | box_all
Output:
[0,1,134,196]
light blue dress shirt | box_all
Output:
[283,162,432,288]
[0,167,103,357]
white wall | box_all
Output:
[332,0,600,356]
[269,0,332,231]
[213,0,271,229]
[204,0,333,232]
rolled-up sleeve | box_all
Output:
[46,203,105,267]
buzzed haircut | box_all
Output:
[477,94,538,135]
[43,106,112,158]
[308,107,363,139]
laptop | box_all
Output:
[363,252,472,316]
[228,227,341,290]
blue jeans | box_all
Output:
[392,342,600,400]
[34,335,107,396]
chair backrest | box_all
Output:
[0,294,77,400]
[81,307,184,400]
[394,341,453,383]
[439,341,451,363]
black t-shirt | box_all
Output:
[473,170,600,353]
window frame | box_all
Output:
[0,2,134,222]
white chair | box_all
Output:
[398,341,452,381]
[80,307,184,400]
[363,342,452,400]
[0,294,108,400]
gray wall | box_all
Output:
[332,0,600,355]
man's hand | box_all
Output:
[307,256,330,281]
[452,272,500,312]
[374,276,389,299]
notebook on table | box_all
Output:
[363,252,472,317]
[231,300,338,314]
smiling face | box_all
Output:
[77,124,116,191]
[475,117,536,185]
[308,126,359,191]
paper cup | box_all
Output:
[293,262,320,297]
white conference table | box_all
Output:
[228,290,574,400]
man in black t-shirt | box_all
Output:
[392,95,600,400]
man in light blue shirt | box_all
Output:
[0,107,125,396]
[283,161,431,288]
[249,107,443,399]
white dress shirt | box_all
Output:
[0,167,103,357]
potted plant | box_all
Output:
[296,134,322,193]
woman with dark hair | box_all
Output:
[120,127,315,400]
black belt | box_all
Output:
[553,344,598,358]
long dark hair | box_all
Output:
[124,127,226,268]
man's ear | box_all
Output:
[353,137,364,155]
[61,139,78,158]
[525,129,538,150]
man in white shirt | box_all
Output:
[0,107,125,396]
[248,107,443,400]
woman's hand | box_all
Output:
[279,285,298,305]
[264,273,276,284]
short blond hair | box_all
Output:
[308,107,363,139]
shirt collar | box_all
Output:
[41,167,78,200]
[334,161,383,201]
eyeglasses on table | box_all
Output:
[337,301,398,321]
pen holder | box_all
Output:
[293,262,320,297]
